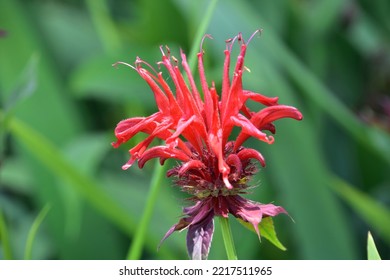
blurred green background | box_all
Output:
[1,0,390,260]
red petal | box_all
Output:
[166,116,207,154]
[251,105,303,126]
[178,160,206,176]
[225,153,242,179]
[137,146,190,168]
[137,68,170,115]
[221,44,247,127]
[243,90,279,106]
[181,50,204,111]
[231,114,273,145]
[235,105,302,147]
[237,148,266,167]
[112,114,159,147]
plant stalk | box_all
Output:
[219,216,238,260]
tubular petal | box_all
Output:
[178,160,207,176]
[137,146,190,168]
[237,148,266,167]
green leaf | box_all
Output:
[238,217,286,251]
[367,232,381,260]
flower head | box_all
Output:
[113,31,303,259]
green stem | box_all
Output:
[219,216,238,260]
[0,210,13,260]
[126,160,165,260]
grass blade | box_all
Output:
[24,204,51,260]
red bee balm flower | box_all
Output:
[112,31,303,260]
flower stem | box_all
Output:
[126,160,165,260]
[219,216,238,260]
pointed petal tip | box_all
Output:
[121,164,131,170]
[122,158,135,170]
[111,141,120,148]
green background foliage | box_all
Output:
[1,0,389,260]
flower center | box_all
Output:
[182,180,247,199]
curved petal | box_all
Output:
[112,113,160,148]
[235,105,302,147]
[242,90,279,106]
[226,153,242,180]
[231,114,274,146]
[137,146,190,168]
[178,160,207,176]
[237,148,266,167]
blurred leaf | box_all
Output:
[0,210,13,260]
[65,133,111,174]
[3,55,37,113]
[0,157,33,195]
[6,115,133,233]
[0,0,82,144]
[290,0,345,36]
[70,52,155,104]
[24,204,51,260]
[100,171,187,259]
[59,133,111,240]
[130,0,188,45]
[346,7,389,56]
[238,217,286,251]
[367,232,381,260]
[330,176,390,246]
[127,161,165,260]
[0,198,53,260]
[34,2,103,69]
[0,1,84,259]
[85,0,122,54]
